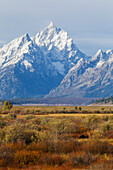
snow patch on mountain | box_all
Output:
[52,61,65,74]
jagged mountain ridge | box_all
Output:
[47,49,113,98]
[34,22,89,75]
[0,22,88,98]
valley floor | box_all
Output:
[0,106,113,169]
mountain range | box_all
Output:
[48,49,113,98]
[0,22,113,99]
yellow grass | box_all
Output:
[1,105,113,119]
[16,114,113,120]
[10,105,113,112]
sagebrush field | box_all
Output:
[0,105,113,169]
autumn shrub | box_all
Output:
[44,139,81,154]
[14,150,41,166]
[0,129,5,142]
[31,118,41,125]
[34,109,40,113]
[24,115,36,120]
[26,139,80,154]
[0,142,27,166]
[5,113,17,120]
[40,117,51,125]
[1,110,9,114]
[62,123,78,134]
[4,101,13,110]
[30,109,35,114]
[12,109,22,114]
[25,109,31,114]
[70,110,78,113]
[75,106,77,110]
[0,119,6,128]
[4,123,39,144]
[102,116,109,121]
[57,140,81,154]
[24,121,43,131]
[79,107,82,111]
[101,107,105,111]
[26,142,48,153]
[81,110,87,113]
[103,130,113,139]
[76,126,88,134]
[42,153,65,166]
[85,115,101,130]
[69,151,96,167]
[89,159,113,170]
[101,122,113,132]
[0,159,6,167]
[94,110,101,113]
[91,129,103,139]
[86,140,113,154]
[63,122,88,135]
[0,110,2,114]
[58,110,66,113]
[0,144,15,166]
[0,142,26,152]
[109,115,113,120]
[105,111,111,114]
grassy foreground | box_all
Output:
[0,105,113,169]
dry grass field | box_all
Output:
[0,105,113,169]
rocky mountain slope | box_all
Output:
[0,22,88,98]
[48,49,113,98]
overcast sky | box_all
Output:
[0,0,113,56]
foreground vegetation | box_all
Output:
[0,105,113,169]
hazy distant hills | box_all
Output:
[0,22,113,99]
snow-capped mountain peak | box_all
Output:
[106,49,113,55]
[34,22,77,51]
[21,33,31,42]
[0,35,37,72]
[33,22,89,75]
[91,49,104,60]
[90,49,109,67]
[0,22,90,98]
[48,21,56,28]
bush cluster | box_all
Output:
[0,110,113,168]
